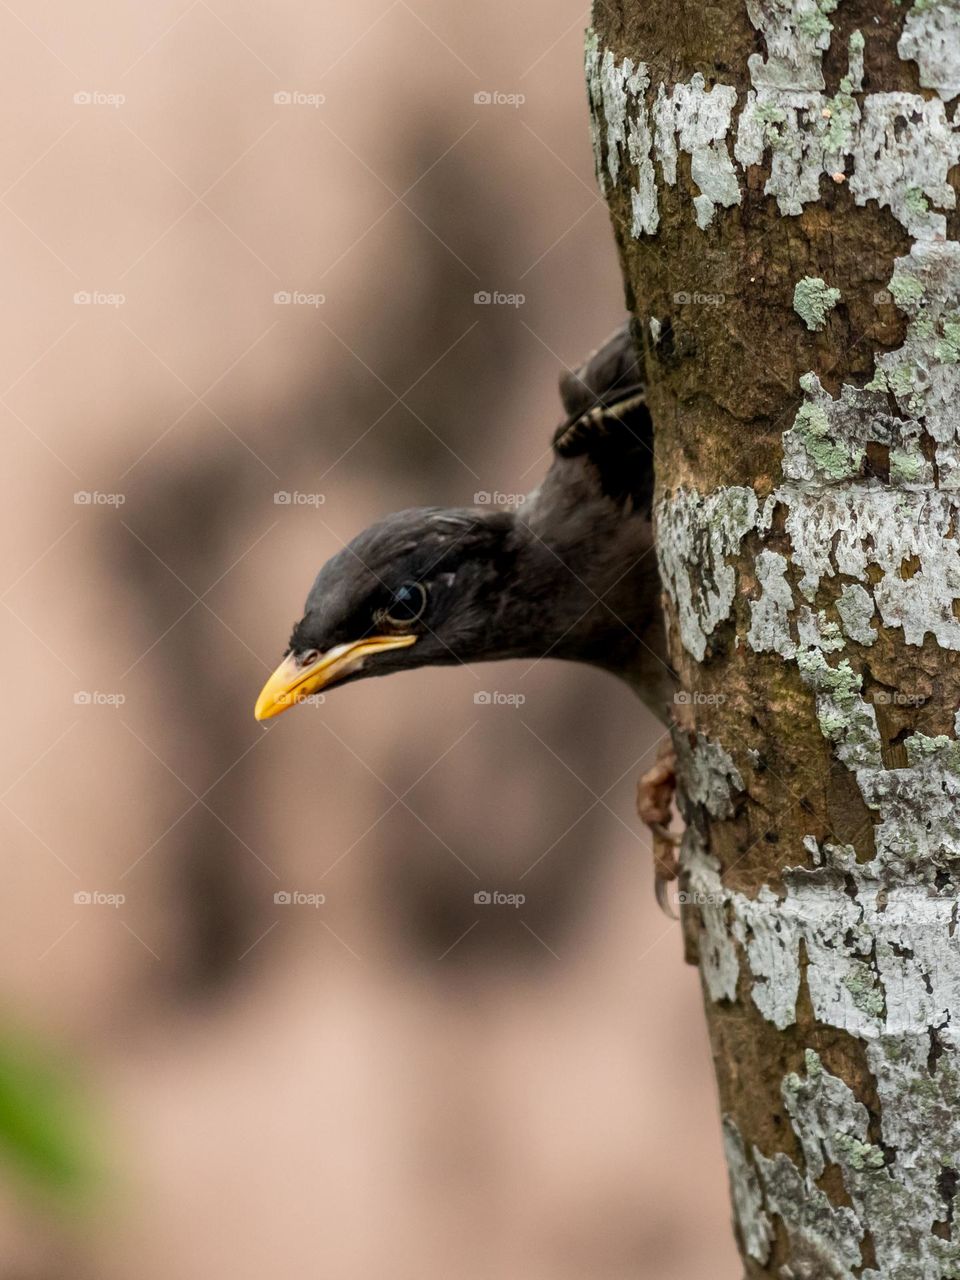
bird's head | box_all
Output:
[255,507,523,720]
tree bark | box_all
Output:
[588,2,960,1276]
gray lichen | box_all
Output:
[676,734,747,1004]
[796,644,882,770]
[898,0,960,102]
[793,276,841,330]
[748,1048,960,1278]
[736,88,849,217]
[765,315,960,649]
[683,825,740,1002]
[653,75,741,228]
[789,400,858,479]
[846,29,865,93]
[657,486,758,661]
[740,89,960,237]
[871,243,960,487]
[847,93,960,238]
[745,0,835,90]
[748,549,796,656]
[585,29,604,187]
[585,36,660,235]
[843,963,885,1018]
[677,731,744,818]
[787,490,960,647]
[588,29,960,239]
[732,885,801,1029]
[723,1118,773,1264]
[836,584,877,646]
[693,664,960,1042]
[756,1147,863,1275]
[586,45,742,235]
[780,373,928,490]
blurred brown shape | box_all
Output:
[0,1,737,1276]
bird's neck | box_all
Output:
[503,509,674,718]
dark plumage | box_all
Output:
[255,322,675,723]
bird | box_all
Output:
[255,321,681,900]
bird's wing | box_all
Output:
[551,321,654,513]
[556,320,643,423]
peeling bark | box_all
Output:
[589,1,960,1275]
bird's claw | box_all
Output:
[649,822,681,847]
[655,874,680,921]
[638,742,681,918]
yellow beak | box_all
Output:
[254,634,417,721]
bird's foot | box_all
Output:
[637,744,681,919]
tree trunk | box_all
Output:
[588,2,960,1275]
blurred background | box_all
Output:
[0,2,739,1276]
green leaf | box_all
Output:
[0,1035,100,1199]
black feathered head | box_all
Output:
[255,506,526,719]
[254,321,672,725]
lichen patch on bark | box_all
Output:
[726,1042,960,1278]
[655,485,758,662]
[898,0,960,102]
[587,27,960,239]
[659,218,960,1280]
[793,276,842,330]
[591,1,960,1274]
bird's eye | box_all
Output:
[378,582,428,628]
